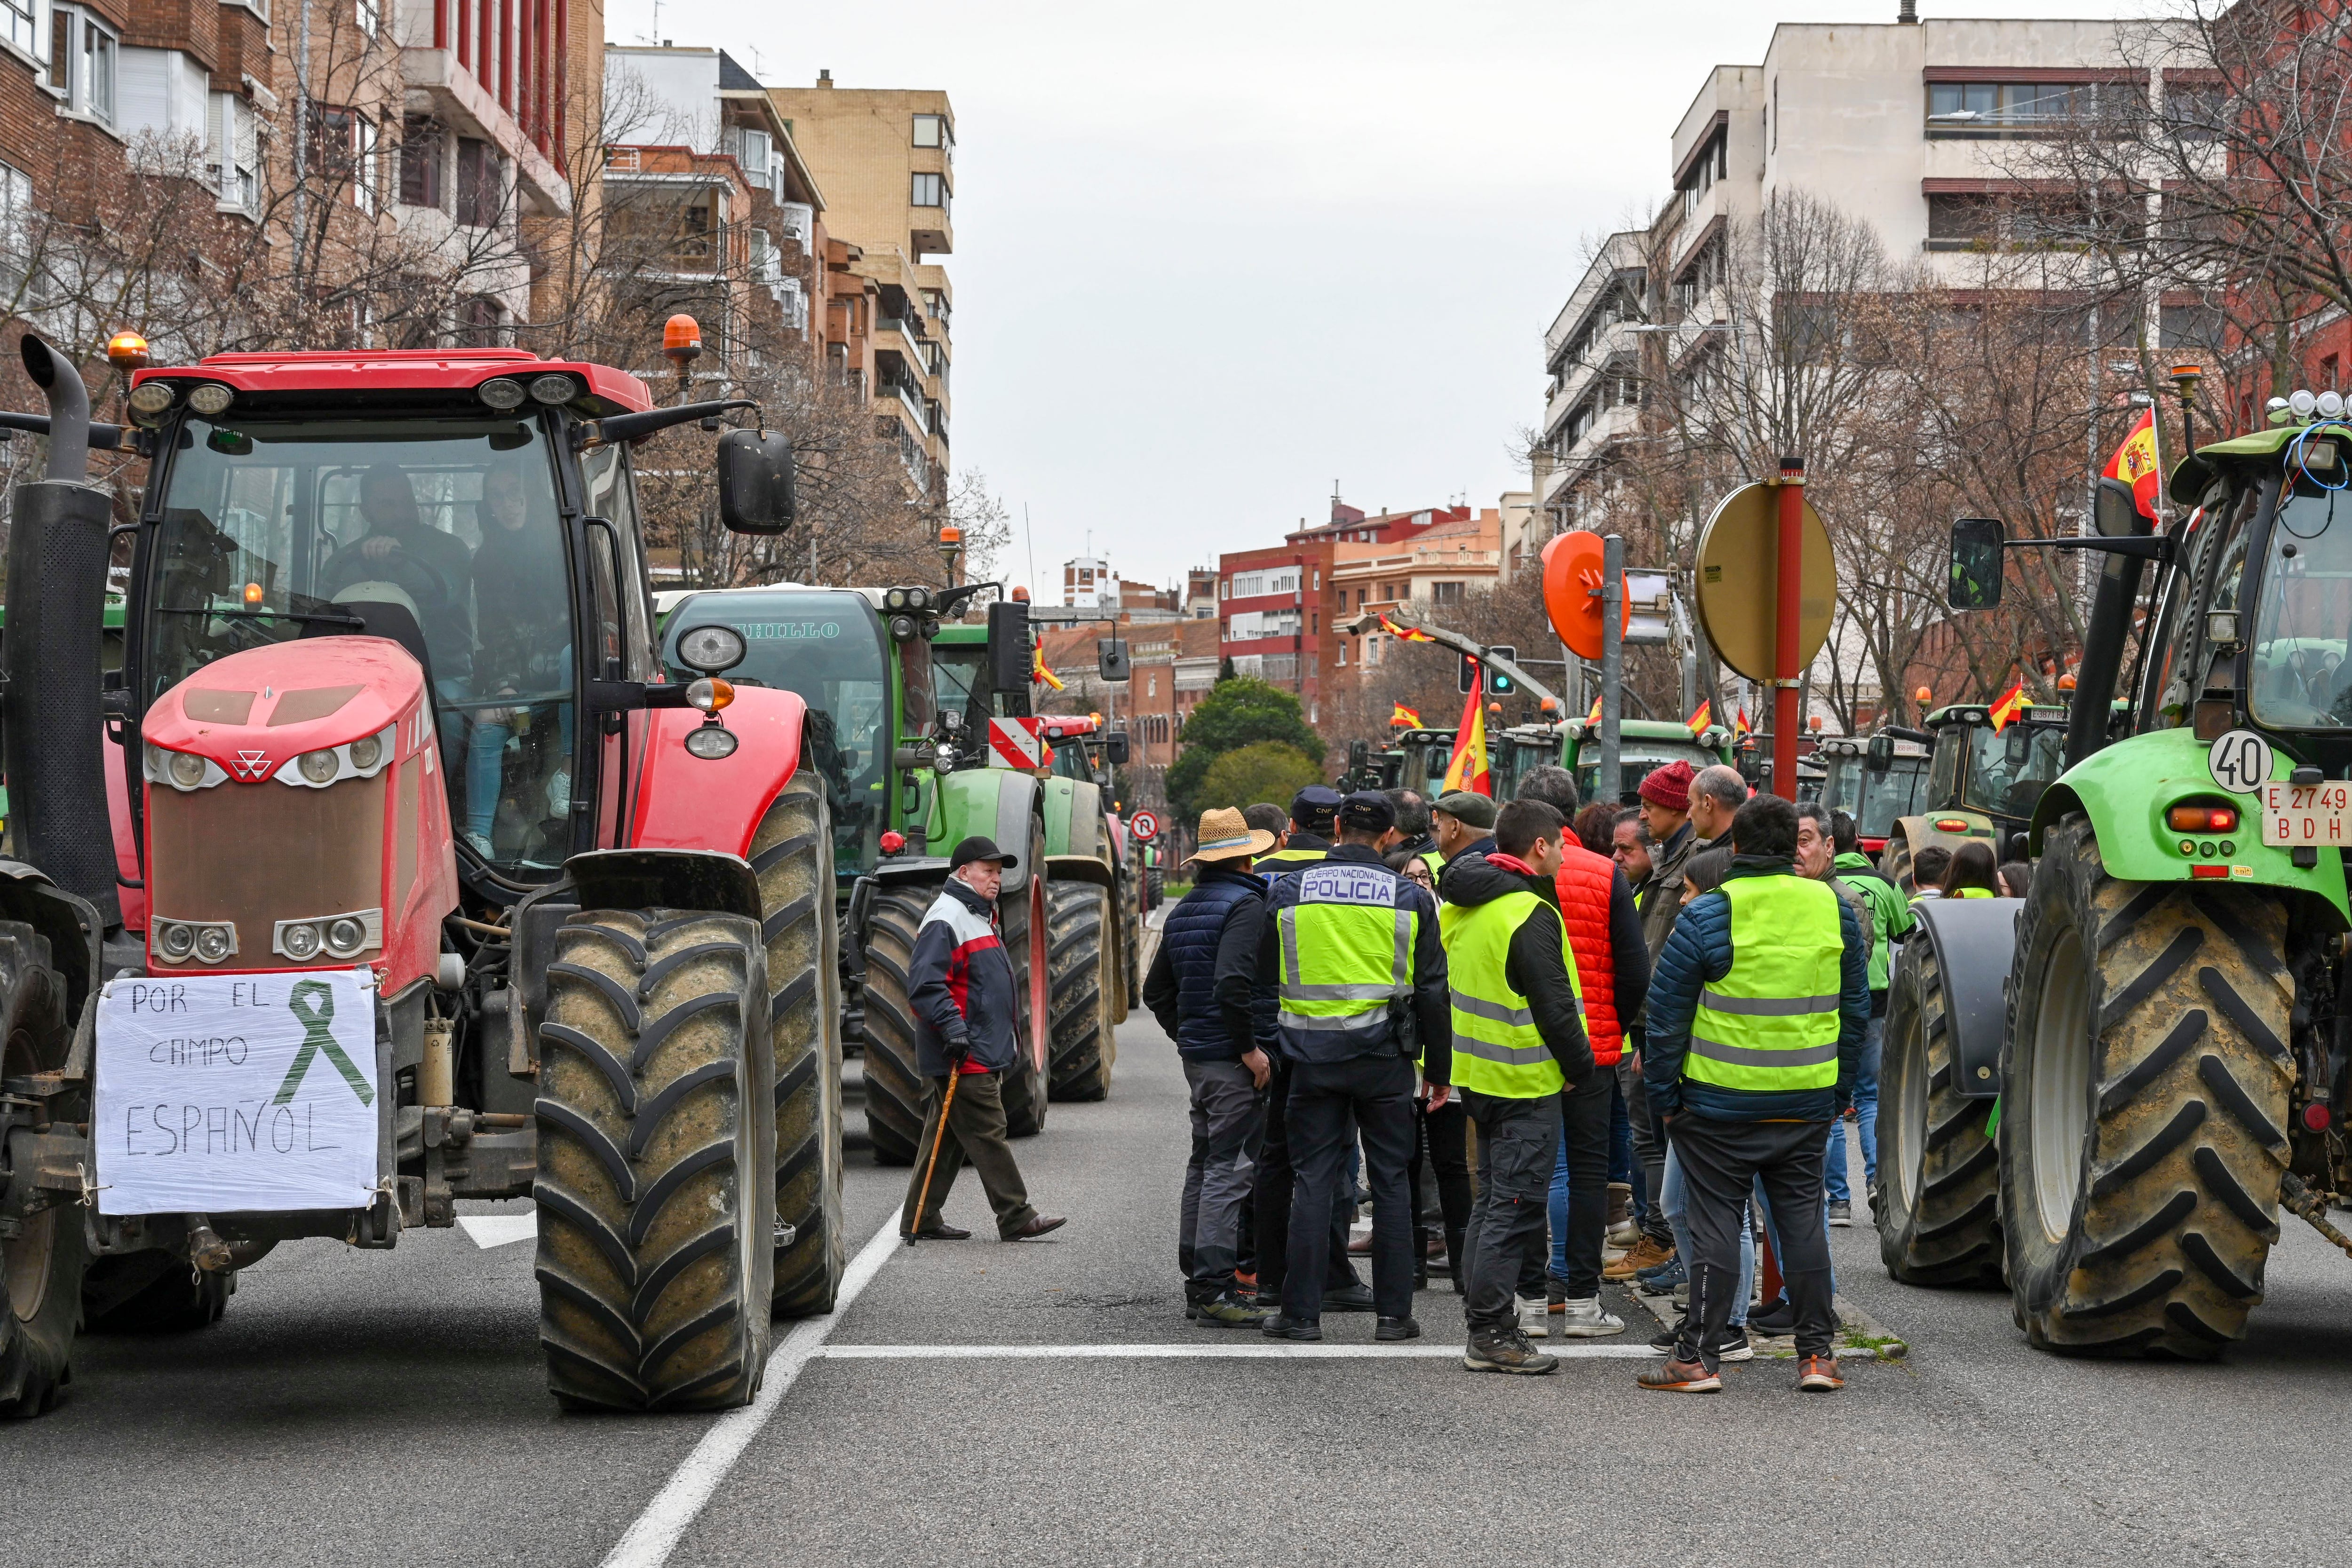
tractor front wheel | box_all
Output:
[1875,936,2001,1285]
[2000,817,2290,1357]
[1046,880,1116,1102]
[533,908,776,1410]
[0,925,81,1418]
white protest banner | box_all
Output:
[94,967,381,1216]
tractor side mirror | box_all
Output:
[1949,517,2005,610]
[987,599,1031,691]
[2093,476,2141,538]
[717,429,795,534]
[1097,638,1131,683]
[1865,733,1892,773]
[1104,730,1131,766]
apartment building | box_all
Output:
[768,72,953,497]
[1329,508,1504,672]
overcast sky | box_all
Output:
[603,0,2141,595]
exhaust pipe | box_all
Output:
[4,333,121,925]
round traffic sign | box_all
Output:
[2206,730,2272,796]
[1128,810,1160,842]
[1539,531,1629,662]
[1693,483,1836,682]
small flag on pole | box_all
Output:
[1685,699,1712,737]
[2102,408,2163,521]
[1032,643,1065,692]
[1390,703,1422,729]
[1989,676,2028,732]
[1734,707,1752,741]
[1586,695,1602,726]
[1377,613,1435,644]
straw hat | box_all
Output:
[1186,807,1276,865]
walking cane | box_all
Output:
[906,1070,962,1246]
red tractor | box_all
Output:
[0,331,844,1415]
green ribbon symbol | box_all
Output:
[272,980,375,1107]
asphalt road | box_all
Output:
[11,1004,2352,1567]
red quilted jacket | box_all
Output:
[1553,844,1623,1065]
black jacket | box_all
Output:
[1441,851,1596,1087]
[906,878,1022,1077]
[1141,864,1273,1059]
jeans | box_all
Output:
[1179,1059,1265,1299]
[1460,1088,1561,1335]
[1608,1075,1635,1188]
[1824,1014,1884,1201]
[1670,1115,1837,1370]
[1537,1070,1613,1298]
[1660,1143,1754,1327]
[463,696,574,846]
[1281,1053,1419,1322]
[1620,1045,1672,1244]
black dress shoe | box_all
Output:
[910,1223,971,1241]
[1321,1283,1377,1313]
[1005,1214,1067,1241]
[1376,1315,1422,1342]
[1261,1314,1322,1341]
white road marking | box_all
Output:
[598,1216,902,1568]
[457,1214,538,1249]
[822,1341,1658,1360]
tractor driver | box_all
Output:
[320,464,476,681]
[463,464,574,858]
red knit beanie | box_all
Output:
[1638,759,1694,812]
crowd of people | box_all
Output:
[1139,760,1924,1394]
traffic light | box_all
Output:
[1458,653,1479,694]
[1487,646,1517,695]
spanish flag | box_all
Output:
[1685,699,1712,737]
[1390,703,1422,729]
[1988,675,2028,732]
[1586,695,1602,725]
[1734,707,1751,741]
[1032,642,1065,692]
[1445,671,1492,796]
[2102,408,2162,521]
[1378,613,1435,644]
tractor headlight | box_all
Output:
[884,588,908,611]
[192,925,233,964]
[889,614,916,641]
[2291,388,2320,420]
[156,922,196,960]
[324,917,367,957]
[127,381,177,424]
[2322,390,2347,420]
[528,373,576,404]
[299,749,339,784]
[280,922,322,960]
[348,733,382,771]
[168,749,207,788]
[684,725,739,760]
[185,383,234,416]
[477,378,526,410]
[675,624,747,674]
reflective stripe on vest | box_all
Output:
[1438,888,1579,1098]
[1276,863,1413,1037]
[1686,875,1843,1093]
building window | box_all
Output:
[1431,580,1463,606]
[1925,192,1995,249]
[454,136,497,226]
[912,113,953,153]
[0,0,32,58]
[911,172,949,213]
[399,114,442,209]
[48,6,115,124]
[1925,79,2123,137]
[1335,641,1347,666]
[208,91,259,213]
[356,0,377,32]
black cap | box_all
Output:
[948,835,1018,871]
[1290,784,1343,831]
[1339,790,1396,834]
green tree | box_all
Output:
[1193,742,1323,819]
[1165,675,1327,821]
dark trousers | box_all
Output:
[1253,1053,1359,1300]
[1281,1053,1419,1322]
[1410,1095,1472,1287]
[1620,1039,1671,1243]
[1671,1114,1836,1370]
[1527,1069,1613,1299]
[1461,1088,1560,1335]
[1179,1058,1265,1299]
[901,1072,1039,1239]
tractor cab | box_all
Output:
[1490,722,1563,802]
[1872,702,2065,888]
[1562,718,1733,806]
[1393,728,1458,793]
[1818,729,1929,855]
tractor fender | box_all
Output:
[930,768,1044,892]
[1046,855,1115,888]
[628,685,810,861]
[2028,726,2349,928]
[565,847,763,923]
[1889,810,1995,861]
[1041,777,1105,862]
[1904,895,2019,1101]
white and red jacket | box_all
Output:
[908,878,1021,1077]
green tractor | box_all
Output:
[1875,422,2352,1358]
[1812,729,1930,858]
[1875,702,2068,892]
[1491,716,1735,807]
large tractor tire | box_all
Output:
[1046,880,1116,1102]
[1882,830,1916,896]
[0,925,82,1418]
[83,1254,232,1331]
[2001,817,2291,1357]
[1000,819,1052,1138]
[1876,936,2002,1285]
[857,884,935,1167]
[1112,862,1137,1026]
[750,772,845,1319]
[533,909,776,1410]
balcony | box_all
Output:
[776,201,813,248]
[398,41,569,215]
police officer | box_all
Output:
[1439,799,1596,1374]
[1257,785,1343,875]
[1638,793,1868,1395]
[1256,790,1451,1343]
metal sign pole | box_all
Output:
[1601,534,1623,806]
[1772,459,1805,801]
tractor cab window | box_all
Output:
[147,412,577,870]
[2249,477,2352,728]
[1928,725,1965,805]
[1962,723,2063,817]
[1856,756,1925,841]
[1575,740,1715,808]
[661,591,891,873]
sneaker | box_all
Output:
[1194,1293,1269,1329]
[1321,1283,1376,1314]
[465,830,497,860]
[1376,1315,1422,1342]
[1464,1330,1559,1375]
[1555,1295,1625,1338]
[1750,1298,1795,1337]
[1637,1258,1686,1296]
[1637,1357,1722,1394]
[1798,1353,1844,1392]
[1669,1281,1689,1309]
[545,768,571,816]
[1648,1319,1755,1362]
[1604,1235,1673,1280]
[1515,1294,1553,1335]
[1828,1199,1852,1227]
[1260,1315,1322,1342]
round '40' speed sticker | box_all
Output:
[2207,729,2273,796]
